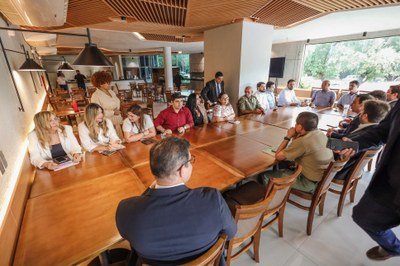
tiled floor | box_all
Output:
[232,171,400,266]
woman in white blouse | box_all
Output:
[28,111,82,170]
[213,93,236,122]
[78,103,122,152]
[90,71,124,139]
[123,104,156,143]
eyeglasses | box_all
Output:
[177,155,196,171]
[50,117,60,123]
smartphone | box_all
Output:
[141,138,157,145]
[53,155,71,164]
[100,150,117,156]
[326,138,359,152]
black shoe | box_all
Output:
[366,246,398,261]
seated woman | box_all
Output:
[28,111,82,170]
[213,93,235,122]
[185,93,208,126]
[78,103,123,152]
[123,104,156,143]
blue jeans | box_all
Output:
[353,191,400,255]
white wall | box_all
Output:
[0,19,46,225]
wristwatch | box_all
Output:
[284,136,291,141]
[183,125,188,130]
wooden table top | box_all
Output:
[30,151,128,198]
[241,126,288,148]
[133,149,244,191]
[14,169,146,266]
[246,106,311,126]
[119,136,161,168]
[198,135,276,177]
[177,124,235,148]
[211,116,267,135]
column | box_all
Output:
[204,21,274,111]
[163,47,173,91]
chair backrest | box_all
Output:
[265,165,302,212]
[165,91,172,102]
[231,189,276,245]
[348,148,381,180]
[314,159,349,197]
[181,234,227,266]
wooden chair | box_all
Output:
[225,189,276,266]
[165,90,172,103]
[143,96,155,120]
[87,87,97,98]
[287,159,348,235]
[225,166,301,237]
[182,234,227,266]
[329,149,381,216]
[154,85,164,102]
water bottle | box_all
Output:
[343,104,350,118]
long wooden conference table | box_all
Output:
[14,106,345,265]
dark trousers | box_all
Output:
[353,191,400,255]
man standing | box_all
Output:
[116,137,237,265]
[173,71,184,91]
[238,86,264,115]
[343,100,400,261]
[202,71,224,109]
[154,93,194,134]
[74,70,86,90]
[259,112,333,193]
[277,79,301,106]
[311,80,336,108]
[386,85,400,109]
[337,80,359,110]
[253,82,272,110]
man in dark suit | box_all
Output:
[116,137,237,265]
[201,71,225,109]
[344,100,400,261]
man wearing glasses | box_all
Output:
[116,137,237,265]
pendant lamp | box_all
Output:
[58,56,74,71]
[19,53,46,71]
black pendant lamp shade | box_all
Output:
[58,57,74,71]
[19,58,46,71]
[73,43,113,67]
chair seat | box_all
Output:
[225,181,266,205]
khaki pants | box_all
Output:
[259,169,318,193]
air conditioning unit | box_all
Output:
[1,0,68,27]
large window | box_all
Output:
[301,36,400,91]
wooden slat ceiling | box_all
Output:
[1,0,400,51]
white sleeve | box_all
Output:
[143,114,155,130]
[122,118,133,133]
[27,131,50,168]
[277,90,288,106]
[106,119,120,143]
[64,126,82,155]
[78,122,98,152]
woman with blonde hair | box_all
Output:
[123,104,156,143]
[90,71,124,139]
[213,93,236,122]
[28,111,82,170]
[78,103,123,152]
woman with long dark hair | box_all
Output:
[122,104,156,143]
[185,93,208,126]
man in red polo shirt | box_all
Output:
[155,93,194,134]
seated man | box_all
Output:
[334,100,389,180]
[259,112,334,193]
[337,80,359,110]
[327,94,374,138]
[369,90,387,101]
[253,82,270,110]
[116,137,237,265]
[238,86,264,115]
[277,79,300,106]
[386,85,400,109]
[311,80,336,108]
[265,81,277,109]
[154,92,194,134]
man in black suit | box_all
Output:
[116,137,237,265]
[343,100,400,261]
[201,71,225,109]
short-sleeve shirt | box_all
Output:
[284,130,334,182]
[337,92,358,107]
[213,104,235,118]
[154,106,194,131]
[312,90,336,107]
[122,114,154,133]
[238,95,261,111]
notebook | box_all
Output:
[54,161,79,171]
[262,147,277,156]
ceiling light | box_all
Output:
[19,58,46,71]
[58,56,74,71]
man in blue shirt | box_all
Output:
[337,80,359,110]
[312,80,336,108]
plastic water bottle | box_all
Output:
[343,104,350,118]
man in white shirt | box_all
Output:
[253,82,270,110]
[277,79,300,106]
